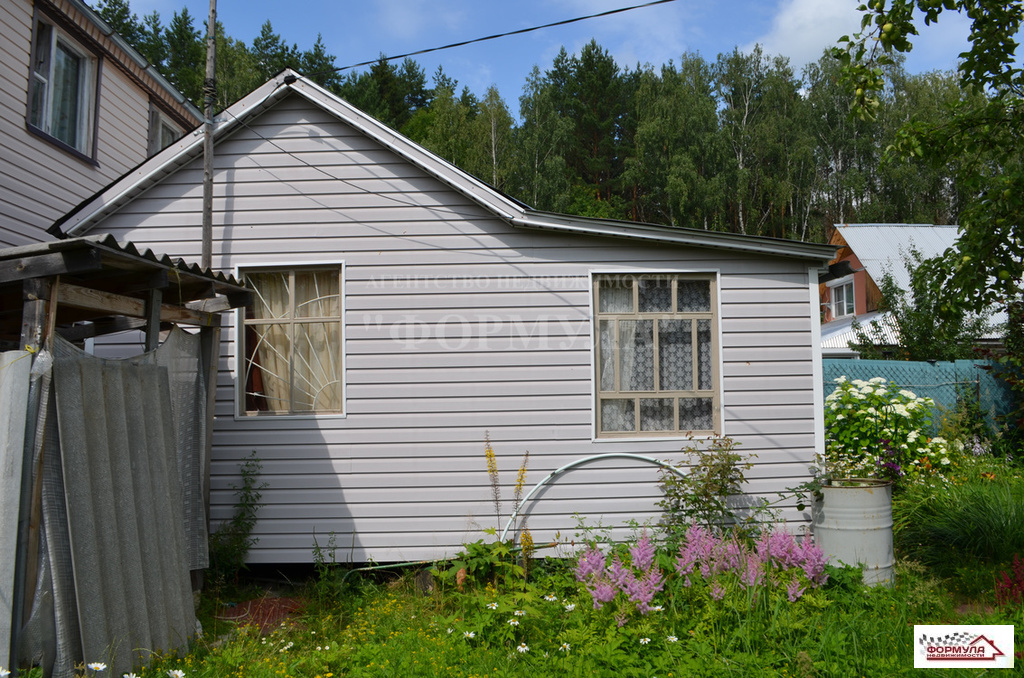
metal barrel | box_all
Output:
[812,478,894,587]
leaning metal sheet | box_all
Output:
[0,350,31,669]
[152,328,209,570]
[53,336,195,676]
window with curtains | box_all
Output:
[241,266,344,416]
[28,18,97,157]
[594,274,719,437]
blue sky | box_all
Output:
[128,0,973,106]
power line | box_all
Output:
[332,0,679,73]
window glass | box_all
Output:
[242,267,344,415]
[28,20,94,156]
[595,275,718,437]
[832,281,855,318]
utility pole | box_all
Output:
[201,0,217,270]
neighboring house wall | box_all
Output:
[81,92,827,563]
[819,231,881,323]
[0,0,199,248]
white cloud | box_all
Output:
[749,0,861,71]
[753,0,975,75]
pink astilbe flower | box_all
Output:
[676,524,716,577]
[710,580,725,600]
[622,566,665,613]
[796,536,829,586]
[787,577,806,602]
[588,579,617,609]
[630,533,656,571]
[576,547,605,581]
[607,555,631,589]
[756,530,800,570]
[710,538,743,577]
[739,551,764,588]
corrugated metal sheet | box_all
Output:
[820,311,900,357]
[17,334,200,677]
[833,223,959,293]
[1,350,32,669]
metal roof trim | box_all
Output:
[514,212,837,260]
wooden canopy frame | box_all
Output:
[0,235,250,352]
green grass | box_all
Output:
[114,548,1023,678]
[22,455,1024,678]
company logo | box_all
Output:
[914,625,1015,669]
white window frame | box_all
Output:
[592,272,721,438]
[237,263,346,418]
[27,16,98,158]
[828,276,855,319]
[148,104,184,156]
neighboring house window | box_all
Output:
[594,274,719,437]
[830,279,855,319]
[241,266,344,416]
[148,105,184,155]
[28,18,97,157]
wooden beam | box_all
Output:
[80,269,169,295]
[56,317,147,341]
[0,249,102,284]
[58,282,215,326]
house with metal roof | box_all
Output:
[820,223,966,358]
[49,70,836,564]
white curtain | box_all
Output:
[247,270,341,413]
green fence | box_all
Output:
[822,359,1016,430]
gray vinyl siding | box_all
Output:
[91,93,822,563]
[0,0,193,248]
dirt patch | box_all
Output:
[216,595,306,634]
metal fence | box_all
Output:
[822,359,1016,430]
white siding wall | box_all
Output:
[93,95,822,563]
[0,0,193,248]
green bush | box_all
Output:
[822,376,958,486]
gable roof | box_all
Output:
[52,69,835,263]
[833,223,959,291]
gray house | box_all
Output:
[1,0,200,248]
[52,70,836,564]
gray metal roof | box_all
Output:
[820,311,899,357]
[834,223,959,291]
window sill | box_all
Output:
[26,123,98,167]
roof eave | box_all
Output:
[514,212,837,261]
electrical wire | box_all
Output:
[329,0,679,73]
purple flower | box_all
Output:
[710,580,725,600]
[787,577,806,602]
[607,556,631,589]
[630,533,656,572]
[796,537,829,586]
[576,547,605,581]
[739,552,763,588]
[588,580,617,609]
[757,530,800,570]
[622,566,665,614]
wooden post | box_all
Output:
[193,318,221,594]
[145,288,163,352]
[11,277,57,670]
[201,0,217,271]
[20,278,54,352]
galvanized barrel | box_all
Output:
[812,478,894,587]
